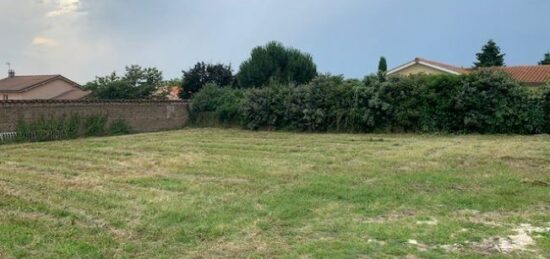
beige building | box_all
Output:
[387,57,550,87]
[0,70,90,100]
[387,57,468,76]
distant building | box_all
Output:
[0,70,90,100]
[387,57,550,87]
[154,85,181,100]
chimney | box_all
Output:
[8,69,15,78]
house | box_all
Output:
[0,70,90,100]
[154,85,181,100]
[387,57,550,87]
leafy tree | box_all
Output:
[474,39,505,68]
[378,56,387,72]
[84,65,163,99]
[180,62,234,99]
[123,65,163,98]
[236,41,317,88]
[539,52,550,65]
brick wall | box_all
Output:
[0,100,189,133]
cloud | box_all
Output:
[46,0,81,17]
[32,36,58,47]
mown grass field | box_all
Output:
[0,129,549,258]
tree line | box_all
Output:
[84,40,550,100]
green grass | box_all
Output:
[0,129,549,258]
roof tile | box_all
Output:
[494,65,550,85]
[0,75,61,92]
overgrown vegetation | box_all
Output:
[191,71,550,134]
[1,129,548,257]
[83,115,108,136]
[109,119,132,135]
[189,84,245,126]
[12,114,132,143]
[16,115,82,142]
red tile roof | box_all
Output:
[390,57,550,85]
[493,65,550,85]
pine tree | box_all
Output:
[378,56,387,72]
[539,52,550,65]
[474,40,505,68]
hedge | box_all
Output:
[190,71,550,134]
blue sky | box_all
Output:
[0,0,549,83]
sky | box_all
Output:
[0,0,549,83]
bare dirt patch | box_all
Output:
[455,209,504,227]
[473,223,550,254]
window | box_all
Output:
[2,95,7,101]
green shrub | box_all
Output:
[110,119,132,135]
[242,75,371,132]
[190,84,245,126]
[454,71,527,133]
[15,114,81,142]
[513,94,546,134]
[192,71,550,134]
[84,115,108,136]
[65,114,82,138]
[543,87,550,133]
[242,83,294,130]
[415,74,463,132]
[15,120,31,142]
[363,74,428,132]
[13,114,134,143]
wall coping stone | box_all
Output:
[0,99,188,105]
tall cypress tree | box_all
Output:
[474,40,505,68]
[539,52,550,65]
[378,56,387,72]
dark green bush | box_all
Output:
[543,87,550,132]
[453,71,524,133]
[190,83,245,126]
[304,76,368,132]
[191,71,550,134]
[84,115,108,136]
[110,119,132,135]
[415,74,463,132]
[66,114,82,138]
[242,75,372,132]
[15,114,82,142]
[363,74,427,132]
[13,114,133,143]
[242,83,294,130]
[513,94,546,134]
